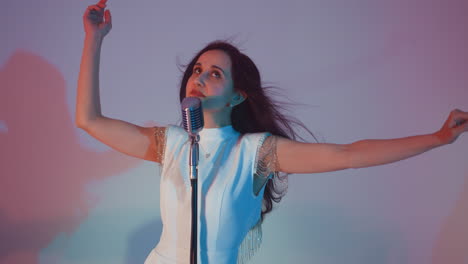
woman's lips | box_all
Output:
[189,90,206,98]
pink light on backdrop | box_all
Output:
[432,173,468,263]
[0,51,142,264]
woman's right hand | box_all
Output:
[83,0,112,39]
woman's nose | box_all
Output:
[194,74,205,87]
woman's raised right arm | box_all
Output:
[75,34,104,127]
[76,1,165,163]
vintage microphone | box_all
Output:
[181,97,204,264]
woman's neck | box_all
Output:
[203,110,232,128]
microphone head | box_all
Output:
[181,97,204,135]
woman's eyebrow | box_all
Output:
[211,65,226,74]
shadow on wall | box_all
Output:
[432,172,468,264]
[0,51,142,264]
[125,218,163,264]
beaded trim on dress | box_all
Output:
[255,135,278,179]
[153,126,167,165]
[237,219,263,264]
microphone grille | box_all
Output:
[181,97,204,135]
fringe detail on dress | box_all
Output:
[255,134,278,179]
[153,126,167,165]
[237,219,263,264]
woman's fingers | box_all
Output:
[104,9,112,25]
[453,120,468,135]
[86,3,106,24]
[451,109,468,127]
[86,11,102,24]
[83,1,111,37]
[87,0,106,15]
[449,109,468,136]
[437,109,467,144]
[97,0,107,9]
[86,6,103,18]
[85,0,108,17]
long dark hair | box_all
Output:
[178,40,316,221]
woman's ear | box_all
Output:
[231,91,247,107]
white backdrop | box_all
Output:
[1,0,467,263]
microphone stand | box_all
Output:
[189,134,199,264]
[181,96,203,264]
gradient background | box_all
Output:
[1,0,468,263]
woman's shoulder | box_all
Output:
[240,131,273,139]
[165,124,186,135]
[237,132,275,148]
[159,125,190,145]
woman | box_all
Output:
[77,1,468,263]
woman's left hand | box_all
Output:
[435,109,468,145]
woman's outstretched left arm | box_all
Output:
[276,109,468,174]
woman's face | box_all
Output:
[186,49,236,111]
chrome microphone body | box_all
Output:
[181,97,204,180]
[181,97,204,264]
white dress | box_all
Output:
[144,125,276,264]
